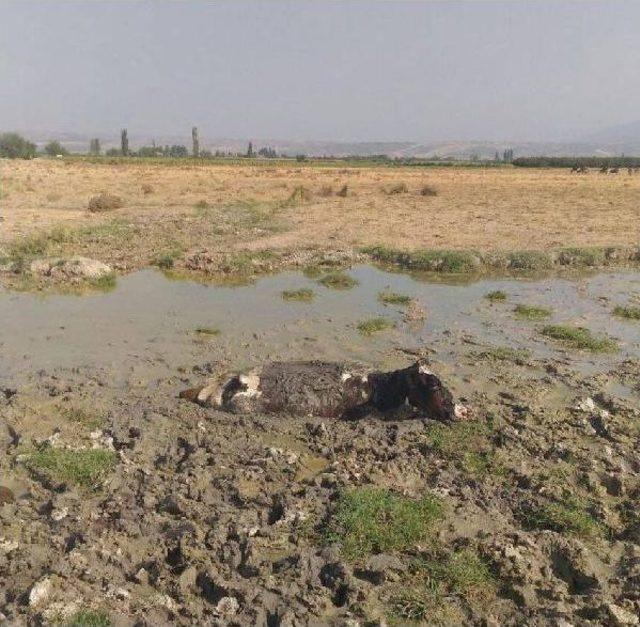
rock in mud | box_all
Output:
[0,486,14,505]
[182,360,466,421]
[28,577,52,607]
[29,257,113,280]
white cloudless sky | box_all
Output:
[1,0,639,142]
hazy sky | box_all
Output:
[1,0,639,143]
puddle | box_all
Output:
[1,266,639,387]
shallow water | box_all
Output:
[1,265,639,386]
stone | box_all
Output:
[215,596,240,617]
[606,602,639,626]
[29,257,112,280]
[29,577,52,607]
[0,486,15,505]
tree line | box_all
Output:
[512,156,640,168]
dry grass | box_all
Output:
[2,159,640,265]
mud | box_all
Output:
[1,266,640,625]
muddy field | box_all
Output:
[1,261,640,626]
[1,159,640,626]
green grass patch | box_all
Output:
[558,247,606,267]
[59,406,105,429]
[317,271,358,290]
[87,272,117,292]
[281,288,315,302]
[521,498,603,538]
[541,324,618,352]
[25,447,117,487]
[424,422,496,476]
[391,548,495,623]
[507,250,553,271]
[514,303,552,320]
[485,290,507,302]
[479,345,530,364]
[357,316,395,336]
[64,609,112,627]
[378,291,412,305]
[326,487,443,560]
[613,305,640,320]
[151,250,182,270]
[363,245,480,274]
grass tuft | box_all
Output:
[485,290,507,302]
[424,422,495,476]
[507,250,553,271]
[387,182,409,195]
[281,288,315,302]
[378,291,412,305]
[420,184,438,197]
[317,272,358,290]
[514,303,552,320]
[364,246,480,274]
[87,193,123,213]
[479,345,530,364]
[357,316,395,336]
[613,305,640,320]
[25,447,117,487]
[326,487,443,560]
[521,499,603,538]
[194,327,220,336]
[541,324,618,352]
[392,548,495,623]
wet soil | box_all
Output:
[1,266,640,625]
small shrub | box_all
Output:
[357,316,395,336]
[613,305,640,320]
[87,193,124,213]
[151,252,179,269]
[514,303,552,320]
[336,184,348,197]
[485,290,507,302]
[282,288,315,302]
[284,185,312,206]
[194,199,210,210]
[141,183,154,195]
[558,247,605,267]
[318,272,358,290]
[541,325,618,352]
[378,291,412,305]
[0,132,36,159]
[25,447,117,487]
[420,184,438,197]
[388,182,409,195]
[325,487,443,560]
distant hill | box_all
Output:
[580,119,640,146]
[9,128,640,159]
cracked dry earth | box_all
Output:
[1,267,640,626]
